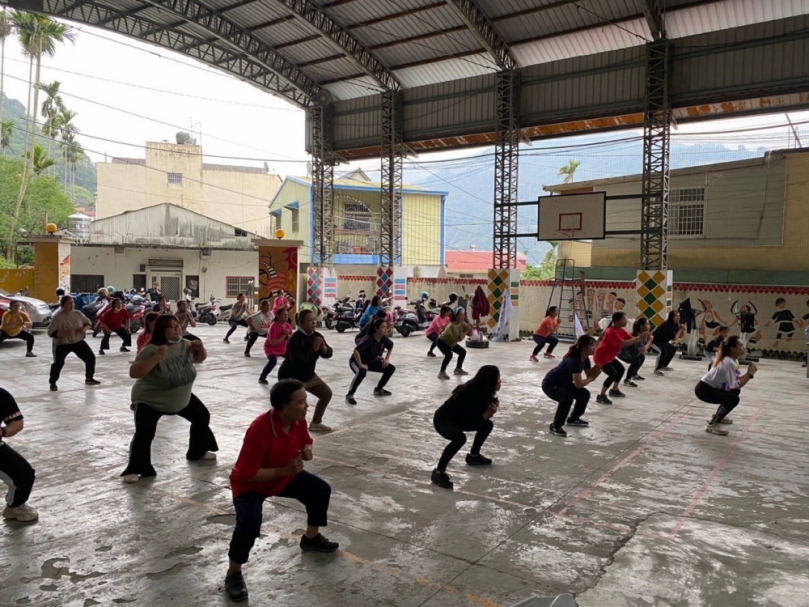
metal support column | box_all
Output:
[493,71,520,269]
[641,40,671,271]
[310,103,334,266]
[380,90,404,267]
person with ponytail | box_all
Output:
[530,307,560,361]
[695,336,757,435]
[618,317,654,386]
[541,335,602,436]
[651,310,686,375]
[430,365,500,489]
[593,312,650,405]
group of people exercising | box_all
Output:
[0,292,759,603]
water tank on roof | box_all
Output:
[68,213,91,241]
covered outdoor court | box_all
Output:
[2,325,807,606]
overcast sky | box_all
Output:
[1,21,807,180]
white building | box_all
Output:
[70,204,259,303]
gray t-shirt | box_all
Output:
[131,341,197,413]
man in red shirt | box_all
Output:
[225,379,338,603]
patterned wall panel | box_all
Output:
[636,270,673,329]
[376,266,394,300]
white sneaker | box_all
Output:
[705,424,729,436]
[200,452,217,461]
[2,503,39,522]
[437,372,450,380]
[719,417,733,425]
[122,474,139,484]
[309,422,333,432]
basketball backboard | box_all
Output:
[537,192,606,241]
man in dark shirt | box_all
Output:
[345,318,395,405]
[0,387,38,522]
[278,309,334,432]
[146,282,162,303]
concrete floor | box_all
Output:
[1,325,808,607]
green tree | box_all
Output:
[39,79,63,167]
[0,8,11,126]
[1,118,12,154]
[27,143,54,174]
[522,248,558,281]
[7,11,74,260]
[558,159,581,184]
[0,155,73,264]
[64,137,83,201]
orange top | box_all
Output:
[534,316,558,337]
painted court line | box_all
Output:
[668,402,767,539]
[558,402,699,518]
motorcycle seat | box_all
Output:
[194,302,208,309]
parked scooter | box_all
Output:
[196,294,220,326]
[335,292,365,333]
[326,295,352,330]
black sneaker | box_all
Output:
[431,469,453,489]
[345,394,357,405]
[224,571,248,603]
[633,375,645,381]
[223,338,230,344]
[300,532,339,553]
[608,389,626,398]
[120,347,130,353]
[654,369,665,376]
[98,350,105,355]
[548,423,568,437]
[49,383,57,392]
[244,352,251,358]
[465,453,492,466]
[596,394,613,405]
[623,380,638,388]
[566,418,590,427]
[258,378,269,385]
[25,352,37,358]
[85,379,101,386]
[374,388,392,396]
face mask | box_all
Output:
[167,338,181,344]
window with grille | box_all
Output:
[669,187,705,237]
[343,202,371,231]
[167,172,183,186]
[273,213,281,232]
[291,208,299,233]
[226,276,253,298]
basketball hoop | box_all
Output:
[555,229,578,240]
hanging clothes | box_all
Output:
[491,287,514,342]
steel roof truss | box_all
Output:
[445,0,517,71]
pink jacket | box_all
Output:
[426,315,450,338]
[264,321,293,357]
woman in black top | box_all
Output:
[431,365,500,489]
[618,318,653,386]
[542,335,602,437]
[346,318,395,405]
[278,309,334,432]
[652,311,685,375]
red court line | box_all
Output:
[558,402,699,518]
[667,402,767,539]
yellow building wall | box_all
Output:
[402,193,442,266]
[0,269,35,294]
[97,143,281,237]
[557,241,592,267]
[33,242,59,301]
[593,152,809,271]
[270,181,311,262]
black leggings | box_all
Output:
[601,359,625,390]
[228,471,331,565]
[226,318,248,340]
[0,442,36,508]
[427,332,439,353]
[260,354,279,381]
[619,350,646,380]
[49,341,96,384]
[694,381,741,423]
[121,394,218,478]
[100,327,131,350]
[0,330,34,353]
[542,383,591,427]
[655,342,677,370]
[347,358,396,394]
[245,331,262,354]
[437,339,466,373]
[532,335,559,356]
[434,412,493,472]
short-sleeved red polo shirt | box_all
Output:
[230,409,313,499]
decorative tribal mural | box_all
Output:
[258,245,299,321]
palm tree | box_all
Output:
[27,143,54,174]
[64,137,83,202]
[0,8,12,125]
[59,107,77,190]
[7,11,74,260]
[558,159,581,184]
[1,119,12,154]
[39,79,63,165]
